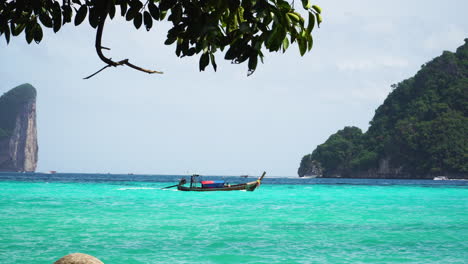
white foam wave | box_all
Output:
[116,187,158,191]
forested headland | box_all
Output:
[298,39,468,179]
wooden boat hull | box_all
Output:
[177,172,265,192]
[177,181,260,192]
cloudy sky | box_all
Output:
[1,0,467,176]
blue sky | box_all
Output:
[1,0,467,176]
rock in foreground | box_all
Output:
[54,253,104,264]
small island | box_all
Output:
[298,39,468,179]
[0,83,38,172]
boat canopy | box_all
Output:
[201,180,225,188]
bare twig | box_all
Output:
[84,0,163,79]
[124,60,163,74]
[141,0,151,12]
[83,65,111,80]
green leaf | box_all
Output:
[306,11,315,33]
[133,12,142,29]
[247,55,258,76]
[287,12,302,23]
[225,46,238,60]
[25,23,34,44]
[160,10,168,20]
[33,25,43,43]
[276,0,291,11]
[120,2,127,16]
[315,13,322,27]
[1,22,11,44]
[39,12,53,28]
[199,53,209,71]
[5,27,10,44]
[282,37,289,52]
[62,5,73,24]
[307,33,313,51]
[88,8,99,28]
[237,6,245,22]
[126,8,136,21]
[74,5,87,26]
[148,2,160,20]
[312,5,322,14]
[302,0,312,9]
[298,38,306,56]
[175,41,182,57]
[109,3,116,19]
[186,47,196,56]
[170,4,182,24]
[160,0,177,11]
[267,27,285,51]
[239,22,250,33]
[143,11,152,31]
[52,2,62,33]
[210,53,217,71]
[266,27,278,48]
[164,36,177,45]
[12,24,26,36]
[129,0,143,11]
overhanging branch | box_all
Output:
[84,1,163,79]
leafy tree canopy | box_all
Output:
[298,39,468,178]
[0,0,322,77]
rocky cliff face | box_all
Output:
[298,39,468,179]
[0,84,38,172]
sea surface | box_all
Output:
[0,173,467,263]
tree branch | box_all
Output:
[83,65,111,80]
[84,0,163,79]
[123,60,163,74]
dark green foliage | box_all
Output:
[0,0,322,75]
[305,126,372,177]
[299,39,468,178]
[298,154,322,177]
[0,83,37,134]
[0,128,8,139]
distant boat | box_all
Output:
[240,175,249,178]
[433,176,449,180]
[301,174,317,179]
[176,172,266,192]
[49,170,57,174]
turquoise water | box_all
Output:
[1,181,467,263]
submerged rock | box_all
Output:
[53,253,104,264]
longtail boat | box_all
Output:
[176,172,266,192]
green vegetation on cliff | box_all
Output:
[0,83,37,138]
[299,39,468,178]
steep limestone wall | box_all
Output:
[0,84,38,172]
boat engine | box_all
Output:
[178,178,187,185]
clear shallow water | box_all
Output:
[0,174,467,263]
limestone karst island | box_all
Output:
[0,83,38,172]
[298,39,468,179]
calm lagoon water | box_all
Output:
[0,173,467,263]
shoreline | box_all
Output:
[1,171,467,181]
